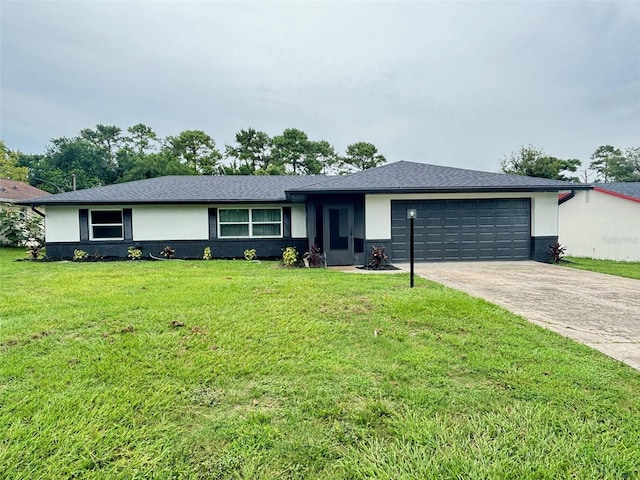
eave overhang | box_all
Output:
[284,184,593,200]
[16,198,294,207]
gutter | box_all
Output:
[558,190,575,205]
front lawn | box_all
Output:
[1,249,639,479]
[562,256,640,280]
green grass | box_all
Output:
[1,247,639,479]
[562,256,640,280]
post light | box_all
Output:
[407,209,416,288]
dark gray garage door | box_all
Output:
[391,199,531,262]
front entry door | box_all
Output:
[323,204,354,265]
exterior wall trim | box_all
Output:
[594,187,640,204]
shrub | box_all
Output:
[0,208,44,247]
[282,246,298,267]
[303,245,326,268]
[368,244,389,269]
[160,245,175,259]
[244,249,257,261]
[127,246,142,260]
[73,249,89,261]
[548,241,566,264]
[25,238,43,261]
[203,247,212,260]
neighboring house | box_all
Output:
[0,179,50,245]
[559,183,640,261]
[18,161,589,265]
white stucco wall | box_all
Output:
[133,205,209,241]
[530,192,559,237]
[365,195,392,239]
[559,189,640,261]
[45,206,80,242]
[44,203,307,243]
[365,192,560,240]
[290,204,307,238]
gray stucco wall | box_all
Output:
[530,235,558,263]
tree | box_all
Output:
[311,140,339,175]
[590,145,623,183]
[622,147,640,182]
[270,129,336,175]
[224,128,272,174]
[80,124,123,169]
[336,142,386,174]
[271,128,312,175]
[125,124,159,156]
[590,145,640,182]
[28,136,116,192]
[166,130,222,174]
[500,145,580,182]
[0,141,28,181]
[117,150,193,182]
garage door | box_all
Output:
[391,199,530,262]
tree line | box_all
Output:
[500,144,640,183]
[0,125,386,193]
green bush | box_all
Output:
[244,248,256,261]
[203,247,212,260]
[73,249,89,261]
[282,246,298,267]
[25,238,43,260]
[127,246,142,260]
[0,208,44,247]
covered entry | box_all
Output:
[323,204,354,265]
[391,199,531,262]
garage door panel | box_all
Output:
[391,198,531,262]
[511,234,529,242]
[444,233,461,243]
[478,216,494,226]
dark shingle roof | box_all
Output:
[595,182,640,201]
[20,175,320,205]
[290,161,590,193]
[20,161,590,206]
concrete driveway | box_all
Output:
[396,261,640,370]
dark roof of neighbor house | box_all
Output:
[0,179,50,202]
[19,161,590,206]
[289,161,592,194]
[594,182,640,202]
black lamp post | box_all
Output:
[407,209,416,288]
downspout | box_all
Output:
[31,206,46,218]
[558,190,575,205]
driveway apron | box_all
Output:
[396,261,640,370]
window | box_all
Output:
[90,210,123,240]
[219,208,282,238]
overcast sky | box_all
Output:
[1,0,639,173]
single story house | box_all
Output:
[559,182,640,261]
[19,161,590,265]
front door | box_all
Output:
[323,204,354,265]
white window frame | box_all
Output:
[89,209,124,240]
[218,207,283,238]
